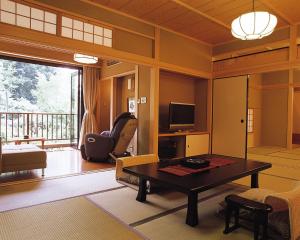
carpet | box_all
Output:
[0,197,145,240]
[0,170,123,212]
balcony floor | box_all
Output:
[0,148,114,185]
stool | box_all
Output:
[223,194,273,240]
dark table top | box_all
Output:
[123,155,272,194]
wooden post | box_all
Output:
[287,25,297,149]
[149,27,160,155]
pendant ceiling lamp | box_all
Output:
[231,0,277,40]
[74,53,98,64]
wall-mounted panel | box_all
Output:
[113,29,153,58]
[213,28,290,56]
[160,30,212,73]
[102,61,135,79]
[213,48,289,77]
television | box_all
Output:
[169,102,195,130]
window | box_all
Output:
[248,108,254,133]
[0,0,57,34]
[61,16,112,47]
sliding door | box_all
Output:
[70,68,83,148]
[212,76,248,158]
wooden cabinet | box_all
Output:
[185,134,209,157]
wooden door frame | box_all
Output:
[108,68,139,155]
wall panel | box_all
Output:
[213,48,289,77]
[113,29,153,58]
[160,30,212,73]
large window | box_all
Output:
[0,57,82,145]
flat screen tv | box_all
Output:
[169,102,195,130]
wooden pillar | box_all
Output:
[287,25,297,149]
[149,27,160,155]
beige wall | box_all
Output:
[159,70,208,132]
[160,30,212,73]
[138,65,151,154]
[293,91,300,133]
[248,74,262,147]
[113,29,153,58]
[116,74,135,115]
[247,71,289,147]
[97,79,111,132]
[102,62,136,79]
[260,71,288,147]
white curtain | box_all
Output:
[78,66,100,146]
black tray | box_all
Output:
[180,158,210,169]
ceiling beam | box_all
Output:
[258,0,293,24]
[171,0,231,30]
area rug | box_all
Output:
[0,197,146,240]
[0,170,123,212]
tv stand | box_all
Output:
[158,131,207,137]
[158,131,209,159]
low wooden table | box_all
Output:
[123,154,272,227]
[14,138,46,149]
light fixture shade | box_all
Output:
[231,11,277,40]
[74,53,98,64]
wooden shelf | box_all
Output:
[158,131,209,137]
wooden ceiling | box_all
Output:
[85,0,299,45]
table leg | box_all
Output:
[186,191,198,226]
[136,177,147,202]
[41,139,45,149]
[251,173,259,188]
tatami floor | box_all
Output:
[0,169,250,240]
[247,145,300,191]
[1,147,298,239]
[0,148,114,184]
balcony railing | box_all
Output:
[0,112,78,143]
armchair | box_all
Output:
[81,112,137,162]
[113,154,159,192]
[223,184,300,240]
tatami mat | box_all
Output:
[88,184,248,240]
[0,170,122,212]
[0,197,145,240]
[135,192,252,240]
[87,184,238,225]
[247,147,300,188]
[247,146,285,155]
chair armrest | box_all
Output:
[115,154,158,180]
[84,133,114,161]
[0,136,2,172]
[226,194,273,213]
[100,131,110,137]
